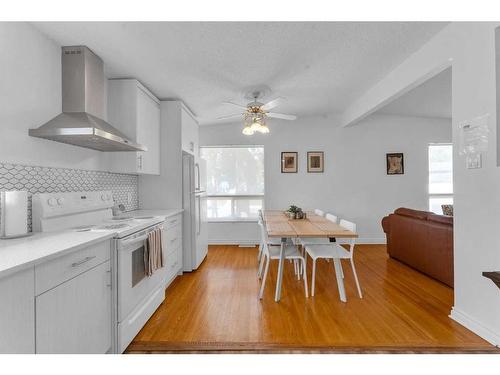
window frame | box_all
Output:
[200,145,265,222]
[428,143,453,214]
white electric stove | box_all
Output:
[32,190,164,236]
[32,191,169,353]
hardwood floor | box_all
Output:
[127,244,497,353]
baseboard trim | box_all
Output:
[338,237,386,245]
[450,307,500,347]
[209,239,259,246]
[209,238,386,246]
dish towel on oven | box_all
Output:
[144,228,164,276]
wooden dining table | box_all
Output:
[262,210,358,302]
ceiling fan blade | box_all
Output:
[261,97,284,111]
[216,113,243,120]
[222,101,248,110]
[267,112,297,121]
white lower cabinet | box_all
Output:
[35,260,112,354]
[0,268,35,353]
[163,214,183,286]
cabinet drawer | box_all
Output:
[164,214,182,230]
[164,224,182,255]
[35,240,111,295]
[166,249,180,281]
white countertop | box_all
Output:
[0,230,115,279]
[121,208,183,219]
[0,208,183,280]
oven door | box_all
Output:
[117,224,167,322]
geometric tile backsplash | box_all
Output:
[0,162,138,231]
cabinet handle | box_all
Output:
[170,237,177,243]
[71,256,96,267]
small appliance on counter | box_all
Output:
[0,190,29,239]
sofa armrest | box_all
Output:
[381,216,390,234]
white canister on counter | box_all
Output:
[0,191,28,238]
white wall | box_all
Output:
[337,22,500,346]
[0,22,108,171]
[200,114,451,245]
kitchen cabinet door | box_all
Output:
[108,79,160,175]
[136,86,160,175]
[35,261,112,354]
[0,268,35,353]
[181,106,199,159]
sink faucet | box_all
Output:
[112,204,126,216]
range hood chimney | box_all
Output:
[29,46,146,152]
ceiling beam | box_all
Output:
[340,25,455,127]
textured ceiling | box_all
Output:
[378,67,451,119]
[32,22,447,125]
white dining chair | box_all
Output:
[299,213,338,246]
[257,220,308,299]
[314,208,325,217]
[304,219,362,299]
[257,216,285,277]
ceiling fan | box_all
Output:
[217,92,297,135]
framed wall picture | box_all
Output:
[281,152,298,173]
[307,151,324,173]
[386,153,404,175]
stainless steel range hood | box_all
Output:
[29,46,146,152]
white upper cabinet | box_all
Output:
[181,105,199,159]
[108,79,160,175]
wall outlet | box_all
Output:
[466,153,482,169]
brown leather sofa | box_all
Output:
[381,208,454,287]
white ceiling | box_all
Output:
[377,67,451,119]
[32,22,447,125]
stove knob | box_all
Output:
[47,198,57,207]
[57,197,65,206]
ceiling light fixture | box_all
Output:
[242,126,254,135]
[243,110,269,136]
[219,90,297,135]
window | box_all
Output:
[200,146,264,221]
[428,144,453,214]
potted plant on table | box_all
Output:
[286,205,305,220]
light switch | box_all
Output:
[466,153,482,169]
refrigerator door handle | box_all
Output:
[195,163,200,190]
[196,195,201,235]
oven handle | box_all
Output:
[119,224,163,249]
[122,234,149,248]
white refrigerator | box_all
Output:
[182,152,208,272]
